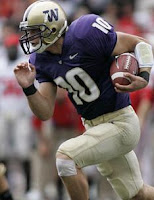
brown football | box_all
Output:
[110,53,139,86]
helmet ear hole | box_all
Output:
[52,27,57,34]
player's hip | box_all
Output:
[82,105,138,127]
[57,106,140,167]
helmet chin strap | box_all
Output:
[30,39,51,54]
[30,36,60,54]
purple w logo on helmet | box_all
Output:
[43,9,58,22]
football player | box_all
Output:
[14,0,154,199]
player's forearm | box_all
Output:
[22,82,57,120]
[27,91,54,121]
[113,32,152,56]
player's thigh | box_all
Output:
[97,151,143,200]
[57,118,139,168]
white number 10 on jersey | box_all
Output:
[92,17,112,34]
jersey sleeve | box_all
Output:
[73,14,117,58]
[29,53,52,83]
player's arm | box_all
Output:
[112,32,154,92]
[14,62,57,120]
[27,82,57,120]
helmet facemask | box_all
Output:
[19,23,54,54]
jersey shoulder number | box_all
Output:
[92,17,112,34]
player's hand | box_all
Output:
[114,73,148,93]
[14,62,36,88]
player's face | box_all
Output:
[28,29,40,46]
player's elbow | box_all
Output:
[37,114,51,121]
[136,36,149,44]
[39,115,51,121]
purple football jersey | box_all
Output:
[30,14,130,120]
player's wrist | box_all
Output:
[23,84,37,96]
[138,71,150,82]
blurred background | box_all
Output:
[0,0,154,200]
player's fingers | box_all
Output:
[29,63,34,68]
[115,83,129,89]
[114,87,126,93]
[28,63,36,71]
[16,62,29,69]
[15,62,32,71]
[114,88,131,93]
[123,73,136,80]
[14,66,21,72]
[114,83,133,92]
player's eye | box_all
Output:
[28,29,40,35]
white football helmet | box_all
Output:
[19,0,68,54]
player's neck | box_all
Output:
[47,37,64,55]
